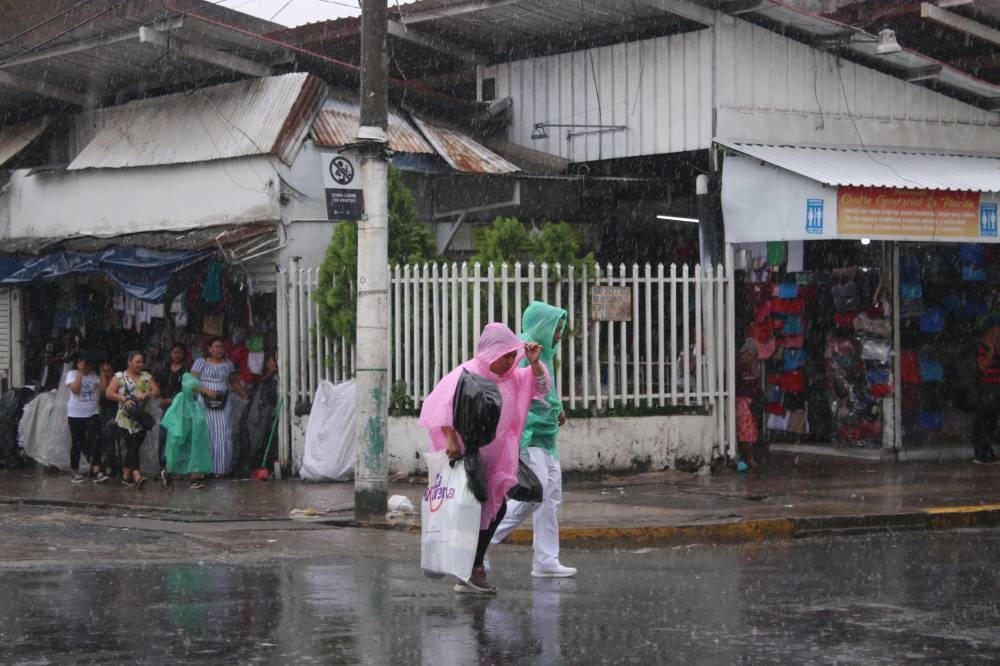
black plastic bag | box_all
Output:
[462,452,489,502]
[506,453,543,503]
[452,370,502,453]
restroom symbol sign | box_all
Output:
[806,199,824,235]
[981,203,998,238]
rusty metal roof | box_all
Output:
[311,99,435,154]
[411,115,520,174]
[67,73,326,169]
[0,116,50,168]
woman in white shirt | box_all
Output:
[66,353,110,484]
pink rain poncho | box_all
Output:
[419,323,550,529]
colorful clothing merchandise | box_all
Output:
[192,357,236,475]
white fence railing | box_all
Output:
[278,259,737,461]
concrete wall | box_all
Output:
[388,415,714,476]
[292,412,715,477]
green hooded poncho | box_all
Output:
[161,373,212,475]
[519,301,568,458]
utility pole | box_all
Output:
[354,0,389,521]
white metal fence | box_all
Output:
[278,258,737,461]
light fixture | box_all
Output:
[860,238,872,245]
[657,215,699,224]
[876,28,902,55]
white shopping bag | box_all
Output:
[421,450,481,581]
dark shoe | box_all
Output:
[463,566,497,594]
[135,476,147,489]
[92,472,109,484]
[121,477,136,488]
[973,455,999,465]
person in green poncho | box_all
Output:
[490,301,577,578]
[161,372,212,489]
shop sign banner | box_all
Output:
[591,286,632,321]
[322,149,364,220]
[837,186,980,240]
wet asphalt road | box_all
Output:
[1,506,999,665]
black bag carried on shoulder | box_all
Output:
[452,370,502,452]
[506,450,543,503]
[127,400,155,432]
[204,391,228,410]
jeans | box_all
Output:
[68,415,100,471]
[121,429,145,471]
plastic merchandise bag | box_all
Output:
[21,364,72,469]
[452,370,502,452]
[421,450,481,581]
[299,380,356,481]
[860,339,892,364]
[507,450,543,503]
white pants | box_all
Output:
[491,446,562,571]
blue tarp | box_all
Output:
[0,247,211,302]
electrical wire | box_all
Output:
[0,0,128,67]
[0,0,101,50]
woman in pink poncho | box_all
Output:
[420,322,549,593]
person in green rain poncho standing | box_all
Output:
[161,373,212,489]
[490,301,577,578]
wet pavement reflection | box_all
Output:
[4,528,1000,664]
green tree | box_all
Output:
[315,220,358,341]
[471,216,592,269]
[470,215,535,266]
[315,164,438,342]
[535,220,594,269]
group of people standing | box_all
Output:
[65,337,271,489]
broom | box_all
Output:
[252,396,283,481]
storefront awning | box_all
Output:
[0,225,275,302]
[719,141,1000,244]
[716,140,1000,192]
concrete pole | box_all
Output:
[355,0,389,521]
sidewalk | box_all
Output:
[2,453,1000,545]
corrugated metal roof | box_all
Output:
[2,224,276,256]
[716,141,1000,192]
[311,99,434,154]
[0,117,51,168]
[68,73,326,169]
[738,1,1000,109]
[0,2,289,119]
[411,115,520,174]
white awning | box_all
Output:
[716,140,1000,193]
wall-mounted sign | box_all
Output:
[838,186,980,239]
[591,286,632,321]
[322,150,363,220]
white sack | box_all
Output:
[20,364,72,470]
[420,449,481,581]
[299,379,356,482]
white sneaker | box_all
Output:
[531,563,577,578]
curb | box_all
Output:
[502,505,1000,547]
